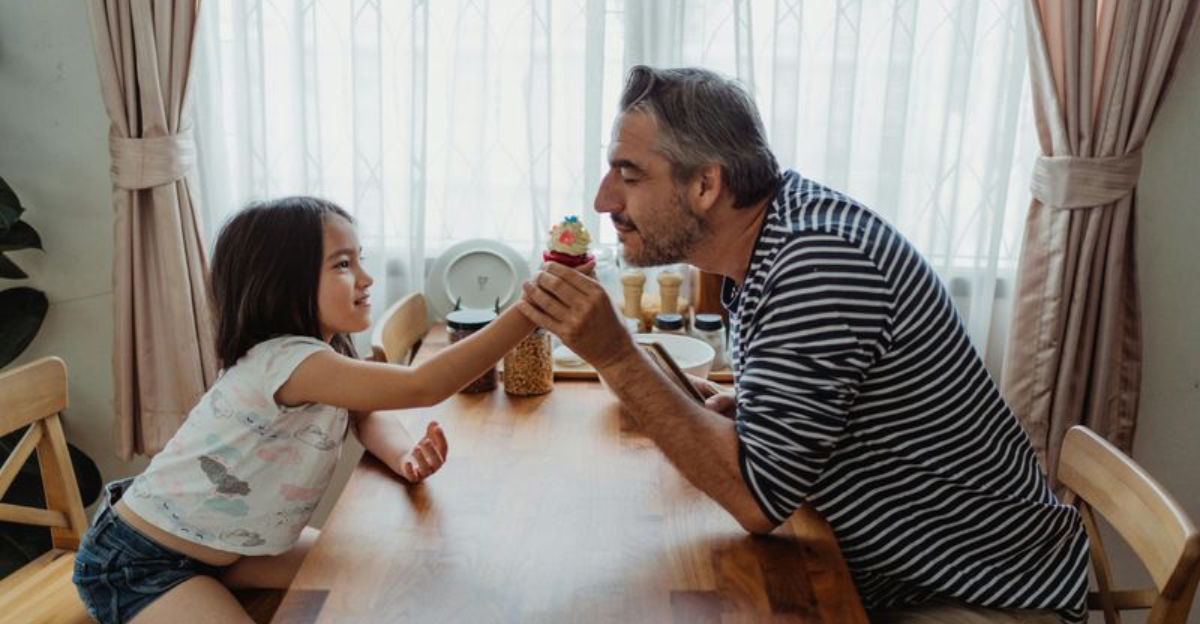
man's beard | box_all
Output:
[621,191,706,267]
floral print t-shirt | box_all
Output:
[125,336,347,556]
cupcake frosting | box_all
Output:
[548,215,592,256]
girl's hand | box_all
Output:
[541,260,596,280]
[575,260,596,278]
[398,422,448,483]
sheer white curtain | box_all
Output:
[193,0,1036,372]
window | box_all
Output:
[193,0,1036,368]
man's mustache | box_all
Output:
[611,215,636,229]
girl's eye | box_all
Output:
[336,260,351,269]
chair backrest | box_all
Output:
[1057,425,1200,624]
[0,357,88,551]
[369,292,429,364]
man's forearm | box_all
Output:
[598,348,776,534]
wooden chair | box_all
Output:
[369,292,429,365]
[0,357,91,624]
[1058,425,1200,624]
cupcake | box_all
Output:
[543,215,594,268]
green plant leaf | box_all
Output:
[0,177,24,233]
[0,221,42,252]
[0,288,48,368]
[0,253,28,279]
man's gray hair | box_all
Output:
[619,65,780,208]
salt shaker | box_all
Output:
[657,271,683,315]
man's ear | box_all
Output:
[691,163,724,214]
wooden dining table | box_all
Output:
[269,328,868,624]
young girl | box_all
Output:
[73,197,544,624]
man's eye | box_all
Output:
[622,178,639,185]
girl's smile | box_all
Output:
[318,215,374,340]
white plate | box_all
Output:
[425,239,532,321]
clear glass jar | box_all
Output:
[446,308,498,393]
[593,246,622,305]
[691,313,727,370]
[652,313,686,335]
[503,328,554,395]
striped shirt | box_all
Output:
[723,171,1089,621]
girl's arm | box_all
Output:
[354,412,448,483]
[277,305,535,412]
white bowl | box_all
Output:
[633,333,716,380]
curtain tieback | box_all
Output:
[109,131,197,190]
[1030,150,1143,209]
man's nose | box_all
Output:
[593,170,622,215]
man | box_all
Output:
[517,66,1090,623]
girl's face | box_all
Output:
[317,215,374,341]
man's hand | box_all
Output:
[688,375,736,420]
[705,392,736,419]
[517,262,637,371]
[398,422,448,483]
[689,374,724,399]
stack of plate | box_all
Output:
[425,239,532,320]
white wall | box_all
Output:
[0,1,361,523]
[0,1,149,491]
[1101,32,1200,624]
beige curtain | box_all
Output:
[1003,0,1198,482]
[87,0,217,459]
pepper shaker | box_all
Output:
[657,271,683,315]
[621,271,646,328]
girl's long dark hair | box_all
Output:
[210,197,358,369]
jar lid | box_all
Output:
[446,308,497,330]
[693,313,724,331]
[653,313,684,331]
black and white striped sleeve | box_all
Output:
[735,235,892,524]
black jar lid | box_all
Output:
[653,313,684,331]
[446,308,497,331]
[693,313,724,331]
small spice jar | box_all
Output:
[446,308,498,393]
[503,328,554,396]
[652,313,686,336]
[691,313,727,370]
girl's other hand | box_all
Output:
[399,422,448,483]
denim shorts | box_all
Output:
[72,479,229,624]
